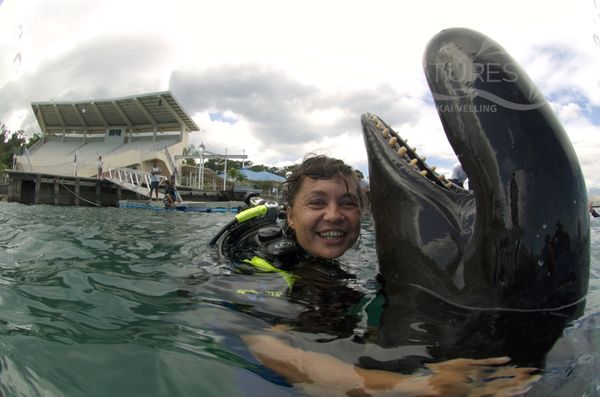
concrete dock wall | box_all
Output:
[6,171,128,207]
[4,170,229,207]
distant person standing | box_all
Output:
[449,164,467,188]
[149,161,161,201]
[97,156,103,178]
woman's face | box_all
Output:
[287,174,361,259]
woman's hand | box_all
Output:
[243,333,541,397]
[425,357,540,396]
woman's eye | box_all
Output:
[340,198,359,208]
[307,200,326,208]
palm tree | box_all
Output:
[227,168,248,194]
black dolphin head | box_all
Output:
[362,28,590,311]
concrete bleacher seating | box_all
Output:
[24,135,184,177]
[30,137,83,156]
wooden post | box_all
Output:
[34,174,41,204]
[14,176,21,202]
[7,177,14,201]
[96,180,101,206]
[74,178,80,206]
[116,185,121,202]
[54,178,59,205]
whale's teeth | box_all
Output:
[375,120,383,129]
[445,182,453,188]
[409,158,418,167]
[421,156,426,162]
[389,136,397,147]
[431,165,437,172]
[382,128,390,138]
[438,174,446,181]
[397,146,407,157]
[420,170,428,176]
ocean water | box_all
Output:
[0,202,598,396]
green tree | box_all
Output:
[204,158,252,173]
[0,124,27,174]
[203,157,223,171]
[279,164,297,176]
[27,133,42,148]
[182,144,198,166]
[248,163,297,177]
[227,168,248,193]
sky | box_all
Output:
[1,0,600,192]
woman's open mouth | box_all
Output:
[318,230,345,240]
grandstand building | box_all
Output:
[15,91,197,183]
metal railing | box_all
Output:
[107,167,166,196]
[164,147,179,184]
[179,175,224,191]
[23,147,33,171]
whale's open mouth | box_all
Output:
[361,28,590,312]
[362,113,458,191]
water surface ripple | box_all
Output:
[0,202,598,396]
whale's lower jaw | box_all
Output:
[362,28,590,311]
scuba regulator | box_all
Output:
[209,196,282,255]
[209,195,302,275]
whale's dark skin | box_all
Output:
[359,29,591,370]
[362,28,590,312]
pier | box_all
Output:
[6,170,130,206]
[4,170,227,207]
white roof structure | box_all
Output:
[31,91,198,134]
[18,91,199,182]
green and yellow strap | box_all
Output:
[242,256,296,289]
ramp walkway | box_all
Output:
[106,167,165,199]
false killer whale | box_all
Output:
[360,28,591,367]
[362,27,589,311]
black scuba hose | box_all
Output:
[209,218,236,246]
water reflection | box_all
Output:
[0,203,598,395]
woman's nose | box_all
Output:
[323,204,344,222]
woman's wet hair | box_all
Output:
[282,154,363,209]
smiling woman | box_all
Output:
[210,154,366,271]
[284,154,363,259]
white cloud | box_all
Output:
[552,102,584,122]
[1,0,599,188]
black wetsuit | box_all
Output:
[212,215,365,339]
